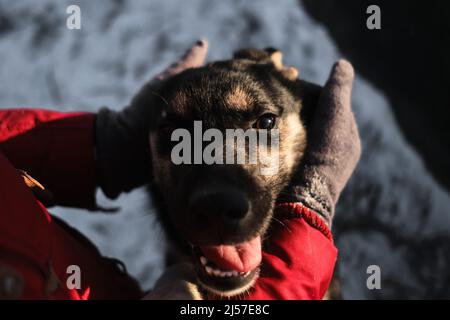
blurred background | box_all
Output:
[0,0,449,299]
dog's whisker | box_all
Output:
[149,89,169,107]
[271,217,293,234]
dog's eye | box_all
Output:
[254,114,276,130]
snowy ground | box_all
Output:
[0,0,449,298]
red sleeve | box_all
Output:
[0,108,97,209]
[245,202,338,300]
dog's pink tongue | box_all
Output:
[199,236,262,272]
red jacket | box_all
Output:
[0,108,337,300]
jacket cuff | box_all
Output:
[275,202,333,241]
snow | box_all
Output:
[0,0,449,298]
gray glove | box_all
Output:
[95,40,208,199]
[284,60,361,225]
[0,263,23,299]
[143,263,202,300]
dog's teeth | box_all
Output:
[204,264,250,278]
[205,266,213,275]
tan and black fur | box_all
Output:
[147,48,321,296]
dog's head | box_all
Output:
[148,48,317,297]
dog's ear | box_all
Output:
[265,48,299,81]
[233,48,272,62]
[233,47,298,81]
[234,48,299,81]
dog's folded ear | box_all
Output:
[233,48,299,81]
[265,48,299,81]
[233,48,273,62]
[232,47,285,69]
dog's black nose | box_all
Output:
[188,189,250,224]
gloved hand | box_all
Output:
[281,60,361,225]
[95,40,208,199]
[143,263,202,300]
[0,263,23,299]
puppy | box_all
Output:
[147,48,320,298]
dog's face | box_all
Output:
[148,49,309,297]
